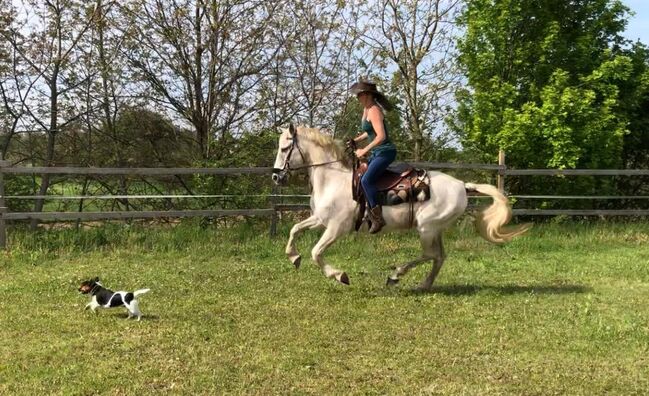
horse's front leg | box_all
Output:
[311,225,350,285]
[286,215,322,269]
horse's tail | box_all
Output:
[465,183,531,244]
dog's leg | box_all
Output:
[133,300,142,321]
[126,299,142,321]
[86,297,100,313]
[123,302,133,319]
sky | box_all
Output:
[623,0,649,44]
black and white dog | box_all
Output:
[79,277,150,321]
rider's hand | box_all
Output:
[355,148,366,158]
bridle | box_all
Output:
[272,125,343,179]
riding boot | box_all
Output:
[368,205,386,234]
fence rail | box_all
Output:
[504,169,649,176]
[512,209,649,216]
[2,209,277,221]
[1,157,649,249]
[0,166,272,175]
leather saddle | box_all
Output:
[353,162,431,206]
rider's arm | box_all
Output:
[353,132,368,142]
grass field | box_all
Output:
[1,218,648,395]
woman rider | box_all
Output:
[348,80,397,234]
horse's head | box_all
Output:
[272,123,305,185]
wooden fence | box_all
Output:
[1,154,649,249]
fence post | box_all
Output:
[497,150,506,193]
[269,184,278,237]
[0,160,9,249]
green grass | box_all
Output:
[1,219,648,395]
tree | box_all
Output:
[121,0,286,160]
[359,0,462,161]
[617,42,649,200]
[0,5,22,159]
[619,42,649,170]
[452,0,644,208]
[453,0,631,168]
[0,2,45,162]
[2,0,100,226]
[264,0,360,132]
[85,0,131,166]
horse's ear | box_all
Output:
[289,123,296,136]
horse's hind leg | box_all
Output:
[386,232,436,286]
[417,234,446,291]
[286,215,321,269]
[311,225,349,285]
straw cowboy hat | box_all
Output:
[349,80,393,111]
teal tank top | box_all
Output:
[362,118,396,157]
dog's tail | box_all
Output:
[133,288,150,297]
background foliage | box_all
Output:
[453,0,649,208]
[0,0,647,212]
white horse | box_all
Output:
[272,124,530,289]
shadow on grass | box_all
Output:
[109,312,160,321]
[404,283,592,296]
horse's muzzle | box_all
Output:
[272,169,288,185]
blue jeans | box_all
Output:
[361,151,396,208]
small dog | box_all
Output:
[79,277,150,321]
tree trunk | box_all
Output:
[30,74,59,230]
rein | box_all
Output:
[286,159,343,171]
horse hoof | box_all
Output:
[339,272,350,285]
[386,277,399,286]
[292,256,301,269]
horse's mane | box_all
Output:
[296,126,353,169]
